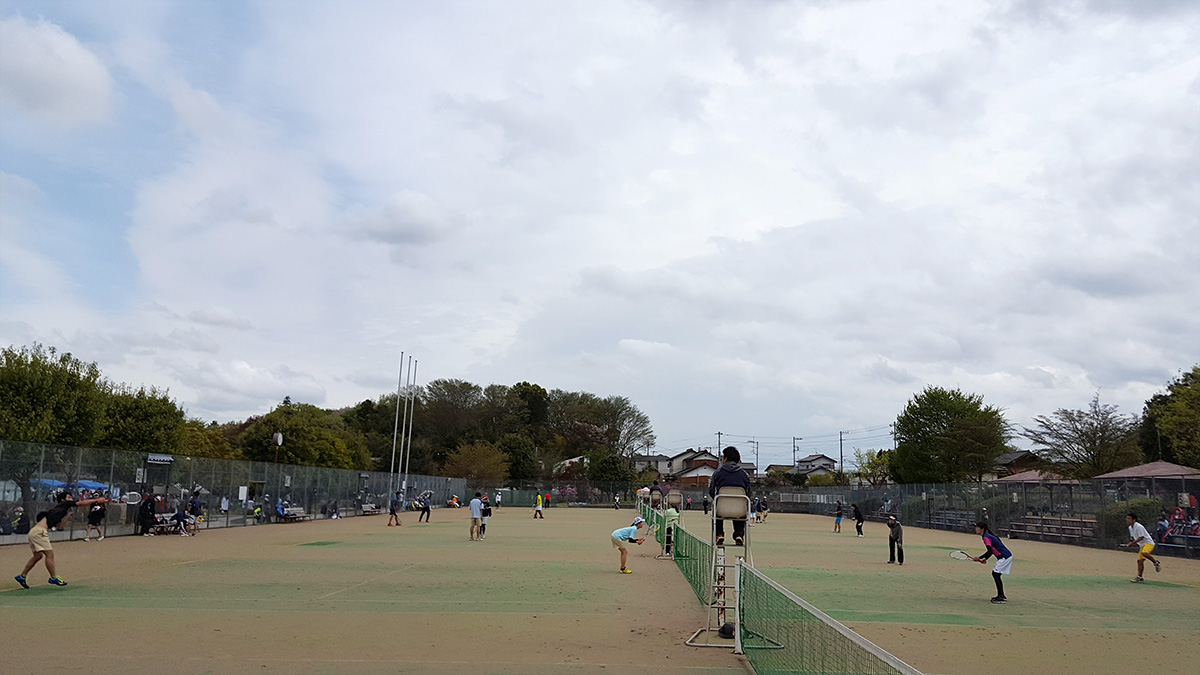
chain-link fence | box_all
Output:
[0,440,465,545]
[785,476,1200,557]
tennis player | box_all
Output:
[1121,513,1161,583]
[969,521,1012,603]
[833,501,843,533]
[611,516,648,574]
[15,491,107,588]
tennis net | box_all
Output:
[737,561,923,675]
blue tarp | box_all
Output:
[69,480,109,490]
[31,479,66,489]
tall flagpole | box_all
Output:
[403,359,418,476]
[398,356,413,496]
[388,351,404,496]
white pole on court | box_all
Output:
[403,359,418,477]
[388,351,404,496]
[397,356,413,496]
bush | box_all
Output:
[1098,497,1163,545]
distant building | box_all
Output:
[982,450,1041,481]
[633,453,671,474]
[796,454,838,473]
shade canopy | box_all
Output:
[1094,460,1200,479]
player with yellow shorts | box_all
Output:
[1121,513,1161,583]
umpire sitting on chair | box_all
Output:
[708,446,751,546]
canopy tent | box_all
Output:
[69,480,110,491]
[1094,461,1200,479]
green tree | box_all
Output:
[0,344,107,445]
[238,401,370,469]
[510,381,550,430]
[1143,366,1200,469]
[423,378,483,451]
[97,385,185,454]
[890,386,1012,483]
[497,433,538,480]
[178,419,240,459]
[1023,394,1142,478]
[0,344,108,516]
[441,441,508,481]
[585,448,634,483]
[853,448,892,486]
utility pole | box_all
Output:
[750,439,759,472]
[890,422,897,450]
[716,431,722,454]
[839,431,845,477]
[792,436,802,467]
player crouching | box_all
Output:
[611,516,649,574]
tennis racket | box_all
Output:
[634,523,659,543]
[949,549,975,562]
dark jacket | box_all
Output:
[708,461,751,498]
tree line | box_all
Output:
[844,367,1199,486]
[0,344,656,482]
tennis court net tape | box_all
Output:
[737,560,924,675]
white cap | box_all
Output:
[633,517,646,525]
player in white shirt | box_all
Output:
[1120,513,1161,583]
[468,493,484,541]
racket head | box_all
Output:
[949,549,972,561]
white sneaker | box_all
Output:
[97,536,104,541]
[83,538,89,542]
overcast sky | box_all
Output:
[2,0,1197,468]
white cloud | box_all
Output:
[0,16,112,126]
[0,0,1197,467]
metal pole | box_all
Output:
[388,351,405,496]
[398,356,413,490]
[403,360,418,477]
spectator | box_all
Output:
[138,494,157,537]
[188,493,203,536]
[1156,513,1170,543]
[14,507,31,535]
[708,446,751,546]
[686,496,692,510]
[171,505,190,536]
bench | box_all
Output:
[279,507,313,523]
[1005,517,1096,544]
[360,504,382,516]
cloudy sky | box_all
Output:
[1,0,1197,468]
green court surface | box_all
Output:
[678,510,1200,675]
[3,508,1197,674]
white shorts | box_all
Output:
[993,556,1013,575]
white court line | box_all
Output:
[315,562,418,600]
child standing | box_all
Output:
[970,521,1013,603]
[833,501,843,533]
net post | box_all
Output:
[733,558,744,655]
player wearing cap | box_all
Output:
[610,516,649,574]
[886,515,904,565]
[15,491,108,588]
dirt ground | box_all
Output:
[2,507,1197,675]
[1,507,750,675]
